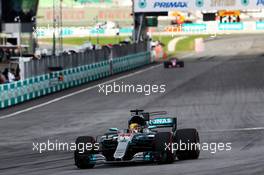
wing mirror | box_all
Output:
[148,126,157,129]
[109,128,119,132]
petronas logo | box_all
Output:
[241,0,249,6]
[139,0,147,9]
[196,0,204,7]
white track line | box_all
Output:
[202,127,264,132]
[0,64,161,120]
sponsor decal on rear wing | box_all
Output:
[149,117,177,130]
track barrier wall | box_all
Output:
[0,52,150,109]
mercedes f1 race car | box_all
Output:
[164,58,184,68]
[74,110,200,169]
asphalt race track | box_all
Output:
[0,35,264,175]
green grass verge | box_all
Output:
[39,36,129,46]
[39,35,211,56]
[39,35,176,49]
[175,35,210,52]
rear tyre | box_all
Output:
[178,61,184,68]
[74,136,96,169]
[175,129,200,160]
[154,132,175,164]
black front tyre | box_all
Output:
[175,129,200,160]
[74,136,96,169]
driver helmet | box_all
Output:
[128,116,146,133]
[129,123,140,133]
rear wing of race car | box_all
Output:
[142,111,177,132]
[148,117,177,132]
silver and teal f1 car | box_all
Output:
[74,110,200,169]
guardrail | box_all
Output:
[0,52,150,109]
[23,42,147,79]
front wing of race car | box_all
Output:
[88,151,156,165]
